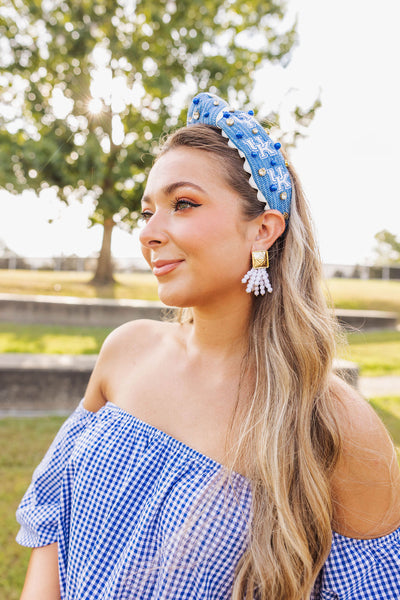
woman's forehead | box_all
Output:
[146,147,227,193]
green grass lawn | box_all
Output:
[339,330,400,376]
[370,397,400,455]
[0,269,159,301]
[0,322,113,354]
[0,415,66,600]
[326,278,400,318]
[1,396,399,598]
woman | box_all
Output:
[17,93,400,599]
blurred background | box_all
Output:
[0,1,399,598]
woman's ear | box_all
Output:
[252,209,286,251]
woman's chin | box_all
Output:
[157,285,194,309]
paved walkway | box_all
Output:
[359,376,400,398]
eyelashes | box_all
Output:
[140,198,201,221]
[140,211,153,222]
[172,198,201,211]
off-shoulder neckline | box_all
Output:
[80,400,400,542]
[95,400,250,485]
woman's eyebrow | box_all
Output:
[163,181,207,196]
[141,181,207,205]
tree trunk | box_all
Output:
[91,218,115,285]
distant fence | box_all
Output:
[0,256,400,279]
[0,255,148,272]
[322,264,400,280]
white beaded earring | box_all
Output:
[242,250,273,295]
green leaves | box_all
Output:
[0,0,309,280]
[374,231,400,265]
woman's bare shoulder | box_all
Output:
[329,374,400,538]
[83,319,179,413]
[103,318,175,350]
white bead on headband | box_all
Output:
[187,92,292,222]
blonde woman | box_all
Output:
[17,93,400,599]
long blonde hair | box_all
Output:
[158,124,342,599]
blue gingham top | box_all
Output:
[16,400,400,599]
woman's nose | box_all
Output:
[139,211,169,248]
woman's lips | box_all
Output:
[152,260,184,276]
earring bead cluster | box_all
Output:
[242,251,273,295]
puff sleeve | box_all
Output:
[311,526,400,599]
[16,399,97,547]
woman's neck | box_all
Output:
[184,293,252,361]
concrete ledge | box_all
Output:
[0,294,397,330]
[0,353,96,414]
[0,293,167,327]
[0,353,96,371]
[335,308,398,332]
[0,353,358,415]
[333,358,359,388]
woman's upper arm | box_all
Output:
[20,543,60,600]
[83,344,109,413]
[330,376,400,539]
[82,324,126,412]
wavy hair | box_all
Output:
[157,124,342,599]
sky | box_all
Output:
[1,0,399,266]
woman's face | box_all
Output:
[139,147,258,308]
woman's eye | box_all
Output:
[140,211,153,222]
[173,199,200,211]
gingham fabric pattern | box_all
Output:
[311,527,400,599]
[17,401,400,599]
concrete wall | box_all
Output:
[335,308,398,331]
[0,294,168,327]
[0,294,397,331]
[0,354,96,414]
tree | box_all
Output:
[0,0,316,284]
[374,230,400,265]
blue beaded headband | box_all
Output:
[187,92,292,221]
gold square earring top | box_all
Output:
[252,250,269,269]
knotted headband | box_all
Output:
[187,92,292,221]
